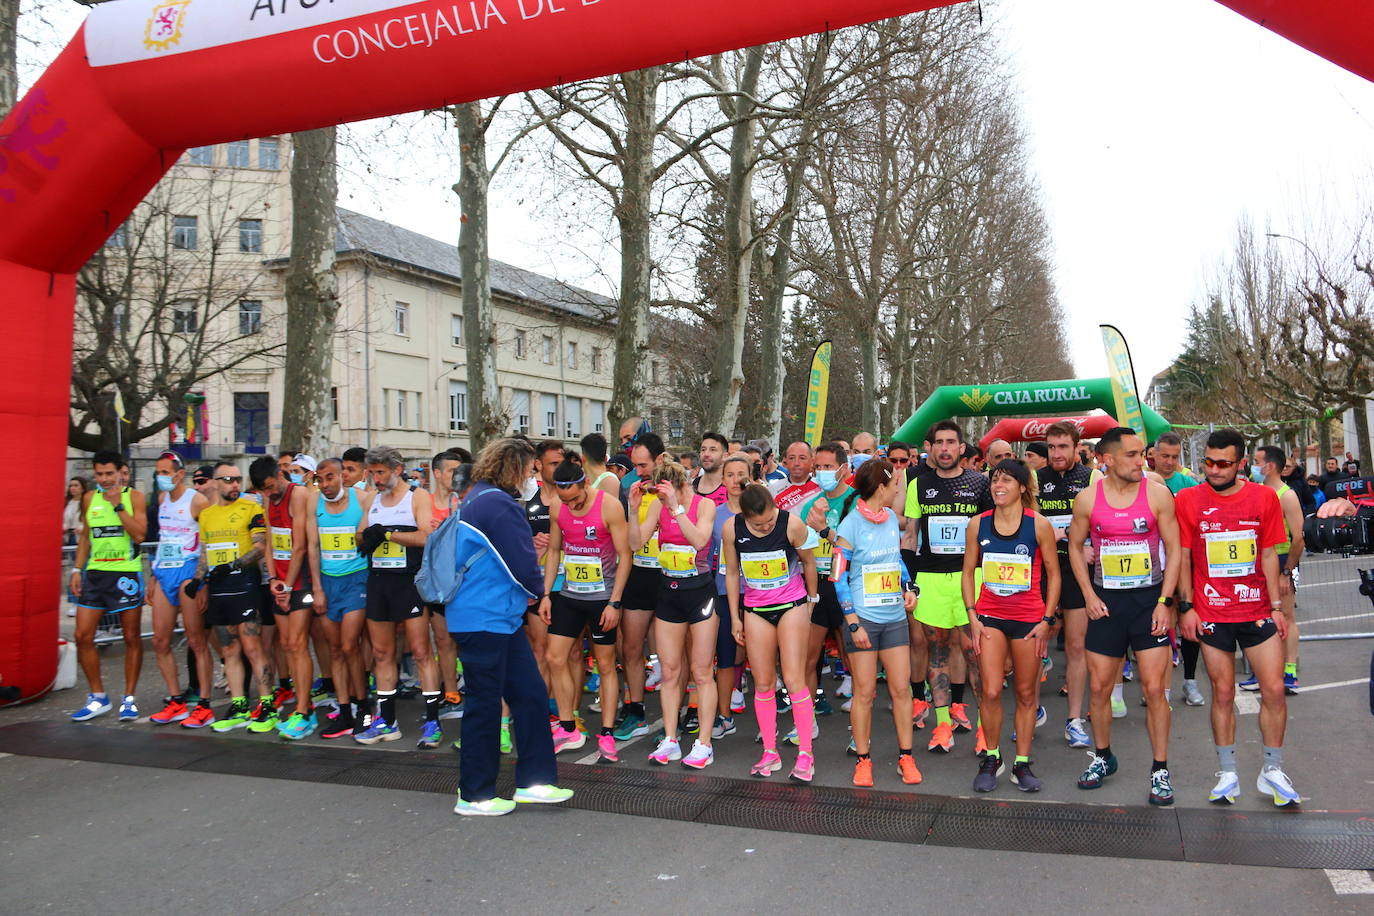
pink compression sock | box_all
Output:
[790,690,815,755]
[755,689,777,751]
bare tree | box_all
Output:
[0,0,16,121]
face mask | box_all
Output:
[324,486,346,503]
[815,469,839,491]
[520,477,540,502]
[289,473,305,486]
[1249,466,1263,483]
[1207,478,1234,492]
[352,480,366,490]
[155,474,175,492]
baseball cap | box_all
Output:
[291,453,318,474]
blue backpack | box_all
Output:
[414,488,498,605]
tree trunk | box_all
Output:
[704,48,763,437]
[280,128,339,456]
[609,68,660,429]
[456,102,504,452]
[859,324,879,434]
[1353,396,1372,466]
[0,0,16,122]
[1318,411,1333,465]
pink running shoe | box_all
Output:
[597,733,618,762]
[750,749,782,778]
[552,726,586,754]
[789,751,815,783]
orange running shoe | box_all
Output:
[182,704,215,729]
[271,686,295,710]
[927,721,954,753]
[950,703,972,733]
[149,697,189,725]
[852,757,874,787]
[898,754,922,785]
[911,698,931,730]
[974,726,987,756]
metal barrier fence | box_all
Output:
[1293,551,1374,641]
[61,543,183,647]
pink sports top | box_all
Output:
[1089,479,1164,590]
[657,493,712,580]
[556,490,617,602]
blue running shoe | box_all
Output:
[278,711,318,741]
[416,721,443,749]
[1076,751,1118,789]
[584,672,601,694]
[1012,705,1048,741]
[1209,770,1241,804]
[71,693,112,722]
[612,711,647,741]
[1238,674,1259,692]
[1283,672,1299,695]
[1064,718,1091,748]
[354,719,401,745]
[117,696,139,722]
[1122,659,1134,682]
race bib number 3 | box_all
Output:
[659,544,698,578]
[741,550,790,591]
[271,526,292,561]
[1203,529,1257,578]
[927,516,970,554]
[1099,541,1152,589]
[861,562,902,607]
[564,556,605,594]
[319,526,357,563]
[372,538,407,569]
[982,552,1031,596]
[206,541,239,568]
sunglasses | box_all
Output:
[890,457,910,465]
[1202,458,1238,470]
[215,475,243,483]
[192,477,209,484]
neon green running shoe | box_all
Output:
[246,698,279,734]
[499,718,513,755]
[211,698,251,733]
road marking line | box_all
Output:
[1236,677,1367,714]
[1298,578,1362,589]
[1325,869,1374,895]
[574,717,664,765]
[0,752,12,760]
[1300,611,1374,625]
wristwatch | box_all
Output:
[847,622,861,633]
[819,526,832,541]
[673,505,687,517]
[1041,615,1057,626]
[1158,596,1175,608]
[610,600,623,609]
[1178,599,1193,613]
[806,594,820,604]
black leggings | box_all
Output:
[1181,634,1200,680]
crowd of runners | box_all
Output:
[65,414,1370,813]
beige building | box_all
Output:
[73,134,687,468]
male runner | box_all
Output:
[341,447,370,491]
[801,443,855,733]
[427,451,465,716]
[1151,431,1206,705]
[263,455,318,739]
[580,432,621,499]
[1036,420,1095,745]
[307,458,373,738]
[694,433,730,506]
[195,462,276,733]
[985,439,1014,468]
[354,446,441,747]
[851,432,877,457]
[771,441,820,512]
[1068,427,1181,804]
[1024,443,1048,474]
[1248,445,1304,694]
[69,451,148,722]
[525,440,565,691]
[1177,429,1299,806]
[147,451,215,728]
[613,432,667,740]
[903,422,992,751]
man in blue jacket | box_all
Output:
[446,437,574,816]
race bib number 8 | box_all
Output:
[659,544,698,578]
[741,550,789,591]
[206,541,239,567]
[982,552,1031,596]
[927,516,969,554]
[372,538,407,569]
[1099,541,1152,589]
[861,562,902,607]
[564,556,605,594]
[1203,530,1257,578]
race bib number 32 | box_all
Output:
[982,552,1031,595]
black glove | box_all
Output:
[182,577,203,599]
[206,564,233,584]
[358,524,389,557]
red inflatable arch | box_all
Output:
[1,0,1372,701]
[977,415,1120,454]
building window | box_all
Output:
[565,397,582,439]
[448,380,468,432]
[233,392,269,454]
[331,387,339,423]
[172,215,198,250]
[590,401,605,434]
[239,300,263,335]
[393,301,409,336]
[227,140,251,168]
[451,314,463,347]
[514,330,527,359]
[540,393,558,438]
[258,138,280,170]
[390,390,410,428]
[172,301,198,333]
[651,360,660,385]
[566,341,578,370]
[591,347,603,374]
[112,304,126,333]
[188,146,215,166]
[511,390,530,434]
[541,335,554,365]
[238,219,262,253]
[105,223,127,248]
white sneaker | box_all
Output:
[681,740,714,769]
[784,720,820,746]
[1110,696,1127,719]
[645,662,663,692]
[1209,770,1240,804]
[730,688,745,712]
[840,697,853,712]
[647,737,681,765]
[1182,680,1205,707]
[1257,766,1300,807]
[836,675,853,699]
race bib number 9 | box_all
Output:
[861,562,902,607]
[741,550,790,591]
[927,516,969,554]
[982,552,1031,596]
[206,541,240,568]
[1099,541,1151,589]
[1203,530,1257,578]
[564,556,605,594]
[372,537,408,569]
[659,544,698,578]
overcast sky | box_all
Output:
[23,0,1374,392]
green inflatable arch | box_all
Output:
[891,377,1170,446]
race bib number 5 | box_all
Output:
[319,526,357,563]
[1203,530,1257,578]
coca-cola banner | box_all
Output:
[977,415,1121,453]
